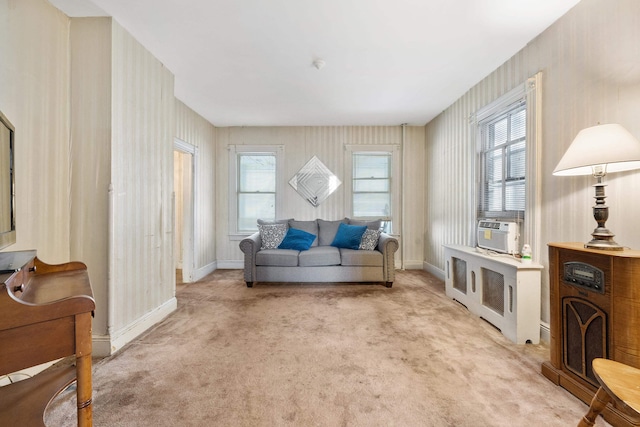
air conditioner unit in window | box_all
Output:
[477,220,519,255]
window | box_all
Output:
[353,153,391,218]
[238,154,276,231]
[474,74,541,258]
[229,145,284,237]
[478,100,526,221]
[345,145,399,234]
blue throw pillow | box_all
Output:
[331,223,367,250]
[278,227,316,251]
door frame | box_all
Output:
[174,138,198,283]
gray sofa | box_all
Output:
[239,218,399,288]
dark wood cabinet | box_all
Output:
[542,242,640,426]
[0,250,95,427]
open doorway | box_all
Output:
[174,139,197,284]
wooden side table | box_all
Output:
[578,358,640,427]
[0,251,95,427]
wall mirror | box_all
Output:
[0,111,15,250]
[289,156,341,207]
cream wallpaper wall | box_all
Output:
[67,15,178,355]
[108,18,176,349]
[0,0,71,261]
[424,0,640,326]
[69,17,112,343]
[175,99,217,277]
[214,125,426,269]
[1,0,218,356]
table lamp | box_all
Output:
[553,124,640,250]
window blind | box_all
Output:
[479,101,526,220]
[352,153,391,220]
[238,154,276,231]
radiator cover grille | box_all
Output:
[482,268,504,316]
[452,257,467,294]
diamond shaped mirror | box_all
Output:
[289,156,341,207]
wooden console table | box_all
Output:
[0,250,95,426]
[542,243,640,427]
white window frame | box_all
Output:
[228,145,284,239]
[472,73,542,259]
[344,144,400,234]
[478,100,527,220]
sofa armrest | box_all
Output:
[239,232,261,286]
[377,233,399,285]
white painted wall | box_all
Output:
[424,0,640,325]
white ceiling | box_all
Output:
[47,0,581,127]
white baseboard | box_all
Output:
[402,260,425,270]
[92,297,177,357]
[423,261,445,281]
[192,261,217,282]
[217,260,243,269]
[539,321,550,345]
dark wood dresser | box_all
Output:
[0,250,95,426]
[542,242,640,426]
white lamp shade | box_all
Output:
[553,124,640,176]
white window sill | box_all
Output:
[229,233,256,241]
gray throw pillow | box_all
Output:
[359,229,382,250]
[317,218,348,246]
[258,223,288,249]
[348,218,382,230]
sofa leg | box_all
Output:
[246,282,253,288]
[385,282,393,288]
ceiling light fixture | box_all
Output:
[312,59,326,70]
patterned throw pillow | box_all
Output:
[359,229,382,250]
[258,223,288,250]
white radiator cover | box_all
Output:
[443,244,543,344]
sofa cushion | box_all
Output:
[288,220,318,246]
[340,248,383,267]
[317,218,348,246]
[298,246,341,267]
[348,218,382,230]
[258,223,288,249]
[256,249,300,267]
[359,229,382,250]
[278,227,316,251]
[331,223,367,250]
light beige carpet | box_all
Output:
[45,269,610,426]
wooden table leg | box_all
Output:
[578,387,612,427]
[75,313,93,427]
